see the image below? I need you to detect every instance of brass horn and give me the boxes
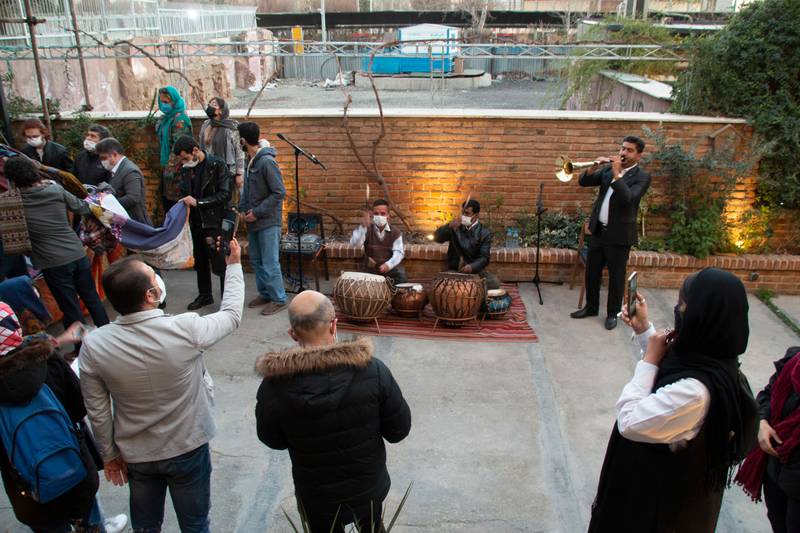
[555,156,604,182]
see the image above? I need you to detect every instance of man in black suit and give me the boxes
[570,136,651,330]
[95,138,152,226]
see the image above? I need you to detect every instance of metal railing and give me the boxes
[0,0,256,47]
[0,40,686,62]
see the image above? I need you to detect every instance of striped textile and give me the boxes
[333,283,538,343]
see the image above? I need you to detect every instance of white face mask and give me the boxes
[27,136,44,148]
[182,158,199,169]
[100,158,114,171]
[372,215,388,228]
[461,215,474,227]
[155,274,167,305]
[83,139,96,152]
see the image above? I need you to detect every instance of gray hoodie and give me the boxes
[20,181,90,270]
[239,145,285,232]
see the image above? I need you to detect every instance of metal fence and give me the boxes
[0,0,256,47]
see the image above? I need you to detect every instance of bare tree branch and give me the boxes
[69,29,204,104]
[245,71,279,119]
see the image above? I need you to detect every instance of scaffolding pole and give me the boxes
[20,0,50,132]
[66,0,92,110]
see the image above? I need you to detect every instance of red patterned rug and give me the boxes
[332,283,538,343]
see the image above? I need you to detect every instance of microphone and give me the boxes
[276,133,327,170]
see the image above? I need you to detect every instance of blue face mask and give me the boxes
[160,102,173,113]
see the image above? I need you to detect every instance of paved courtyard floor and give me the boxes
[2,270,799,532]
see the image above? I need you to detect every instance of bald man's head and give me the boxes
[288,290,336,345]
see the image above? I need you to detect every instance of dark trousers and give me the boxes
[584,230,631,317]
[190,224,225,299]
[42,256,109,328]
[764,473,800,533]
[301,499,385,533]
[127,444,212,533]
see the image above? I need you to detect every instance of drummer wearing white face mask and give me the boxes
[350,199,407,284]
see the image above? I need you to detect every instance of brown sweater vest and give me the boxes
[364,225,401,270]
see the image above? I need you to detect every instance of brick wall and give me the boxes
[318,242,800,295]
[38,109,762,238]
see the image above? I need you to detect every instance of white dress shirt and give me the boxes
[598,163,638,226]
[350,223,405,270]
[110,155,127,175]
[615,324,710,446]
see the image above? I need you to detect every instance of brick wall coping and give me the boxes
[49,109,748,125]
[325,242,800,271]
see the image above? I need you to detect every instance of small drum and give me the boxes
[333,271,392,322]
[484,288,513,319]
[392,283,427,318]
[429,272,485,327]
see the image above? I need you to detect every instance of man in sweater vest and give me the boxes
[349,199,407,284]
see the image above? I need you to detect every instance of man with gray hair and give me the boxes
[95,138,151,225]
[255,290,411,532]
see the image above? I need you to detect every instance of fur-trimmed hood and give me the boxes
[255,337,374,379]
[0,339,54,405]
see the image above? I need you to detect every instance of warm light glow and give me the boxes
[426,233,434,241]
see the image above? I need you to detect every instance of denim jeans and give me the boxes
[42,256,109,328]
[127,444,212,533]
[248,226,286,304]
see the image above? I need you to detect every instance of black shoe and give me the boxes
[187,295,213,310]
[605,316,618,330]
[570,307,599,319]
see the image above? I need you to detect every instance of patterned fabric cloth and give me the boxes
[0,302,23,357]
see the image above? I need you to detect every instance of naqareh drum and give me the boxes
[429,272,485,327]
[333,271,392,322]
[391,283,427,319]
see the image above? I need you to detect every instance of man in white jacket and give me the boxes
[79,239,244,533]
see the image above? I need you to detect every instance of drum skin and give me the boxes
[429,272,485,326]
[333,271,392,321]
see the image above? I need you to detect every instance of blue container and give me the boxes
[366,56,453,74]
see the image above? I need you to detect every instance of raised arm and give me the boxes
[609,171,652,206]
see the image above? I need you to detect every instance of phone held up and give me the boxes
[627,271,638,318]
[220,215,239,256]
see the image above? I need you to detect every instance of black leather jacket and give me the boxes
[180,153,232,230]
[434,221,492,273]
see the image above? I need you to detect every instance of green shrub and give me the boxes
[671,0,800,210]
[515,210,586,249]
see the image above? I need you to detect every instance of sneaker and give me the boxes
[187,295,214,310]
[104,514,128,533]
[261,302,288,316]
[248,295,270,308]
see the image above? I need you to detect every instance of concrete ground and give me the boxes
[231,78,566,111]
[2,270,799,533]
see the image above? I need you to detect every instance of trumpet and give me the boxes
[555,155,621,182]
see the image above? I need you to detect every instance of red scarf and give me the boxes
[736,351,800,501]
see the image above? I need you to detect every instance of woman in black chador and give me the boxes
[589,268,757,533]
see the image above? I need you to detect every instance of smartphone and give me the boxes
[627,271,639,317]
[220,217,237,256]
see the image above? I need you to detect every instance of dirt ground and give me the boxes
[231,77,566,110]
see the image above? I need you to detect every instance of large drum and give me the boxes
[392,283,427,318]
[429,272,485,327]
[333,271,392,322]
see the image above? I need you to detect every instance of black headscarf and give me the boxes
[656,267,750,489]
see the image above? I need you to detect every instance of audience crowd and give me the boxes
[0,85,794,533]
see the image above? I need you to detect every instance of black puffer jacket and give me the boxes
[0,340,99,528]
[255,337,411,511]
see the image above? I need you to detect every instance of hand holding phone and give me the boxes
[627,272,639,318]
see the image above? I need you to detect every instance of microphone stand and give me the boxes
[532,182,562,305]
[277,134,326,293]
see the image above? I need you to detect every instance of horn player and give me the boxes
[570,136,651,330]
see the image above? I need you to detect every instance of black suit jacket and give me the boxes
[580,165,651,246]
[21,141,73,173]
[109,157,151,225]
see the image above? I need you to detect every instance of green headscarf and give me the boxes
[155,86,191,166]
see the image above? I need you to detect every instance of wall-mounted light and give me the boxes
[426,233,434,241]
